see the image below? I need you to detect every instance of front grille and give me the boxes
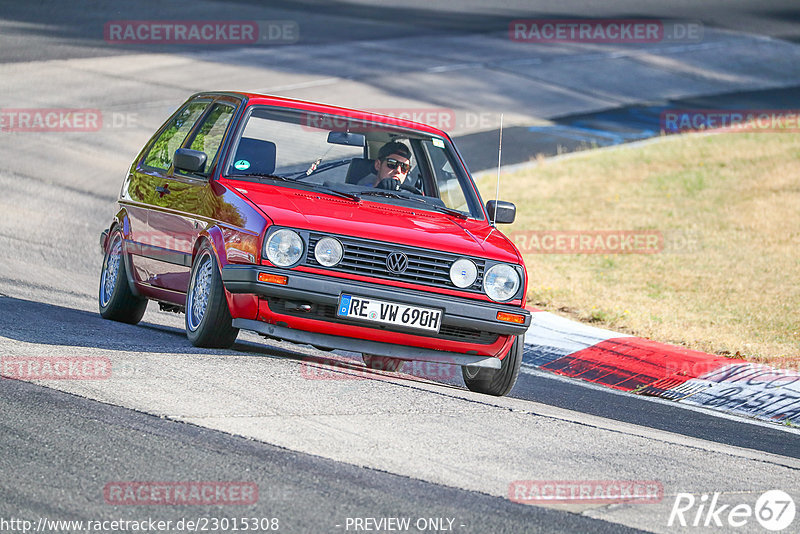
[267,298,498,345]
[306,234,485,292]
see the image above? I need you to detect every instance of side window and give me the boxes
[188,103,235,173]
[142,101,208,170]
[422,140,469,212]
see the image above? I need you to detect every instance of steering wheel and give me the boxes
[376,178,423,195]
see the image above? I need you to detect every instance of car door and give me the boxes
[145,98,238,295]
[121,97,211,298]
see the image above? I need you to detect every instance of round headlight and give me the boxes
[483,264,521,302]
[314,237,343,267]
[265,229,303,267]
[450,258,477,288]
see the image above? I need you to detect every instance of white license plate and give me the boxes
[337,294,442,333]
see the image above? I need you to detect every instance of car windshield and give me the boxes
[222,106,483,219]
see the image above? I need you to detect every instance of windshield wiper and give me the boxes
[414,200,469,219]
[358,190,406,200]
[232,172,295,182]
[309,184,361,202]
[231,172,359,202]
[359,190,468,219]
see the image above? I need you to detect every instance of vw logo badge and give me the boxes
[386,252,409,274]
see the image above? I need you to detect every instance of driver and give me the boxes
[357,141,413,189]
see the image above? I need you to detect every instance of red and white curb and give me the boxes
[522,309,800,426]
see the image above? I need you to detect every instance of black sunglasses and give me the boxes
[384,158,410,173]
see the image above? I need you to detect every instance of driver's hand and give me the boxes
[376,178,401,191]
[376,178,422,195]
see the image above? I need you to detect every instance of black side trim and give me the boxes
[125,240,192,267]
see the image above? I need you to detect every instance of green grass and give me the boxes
[477,131,800,368]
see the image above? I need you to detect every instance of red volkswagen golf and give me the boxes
[99,92,531,396]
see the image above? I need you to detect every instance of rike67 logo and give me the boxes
[668,490,795,531]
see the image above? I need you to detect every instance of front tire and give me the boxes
[462,335,523,396]
[185,243,239,348]
[99,229,147,324]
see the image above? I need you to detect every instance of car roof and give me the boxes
[192,91,449,137]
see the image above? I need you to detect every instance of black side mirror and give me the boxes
[486,200,516,224]
[174,148,208,174]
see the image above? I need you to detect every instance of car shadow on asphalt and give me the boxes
[0,295,296,359]
[0,295,467,392]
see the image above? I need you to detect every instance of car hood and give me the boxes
[230,183,521,262]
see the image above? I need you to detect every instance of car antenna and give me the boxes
[492,113,504,227]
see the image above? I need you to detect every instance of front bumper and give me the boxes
[222,265,531,365]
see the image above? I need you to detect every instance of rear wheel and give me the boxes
[185,243,239,348]
[362,354,405,372]
[99,229,147,324]
[462,335,523,396]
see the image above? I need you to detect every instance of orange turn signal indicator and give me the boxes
[258,272,288,285]
[496,311,526,324]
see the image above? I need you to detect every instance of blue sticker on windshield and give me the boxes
[234,159,251,170]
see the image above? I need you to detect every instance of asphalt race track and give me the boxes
[1,1,799,533]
